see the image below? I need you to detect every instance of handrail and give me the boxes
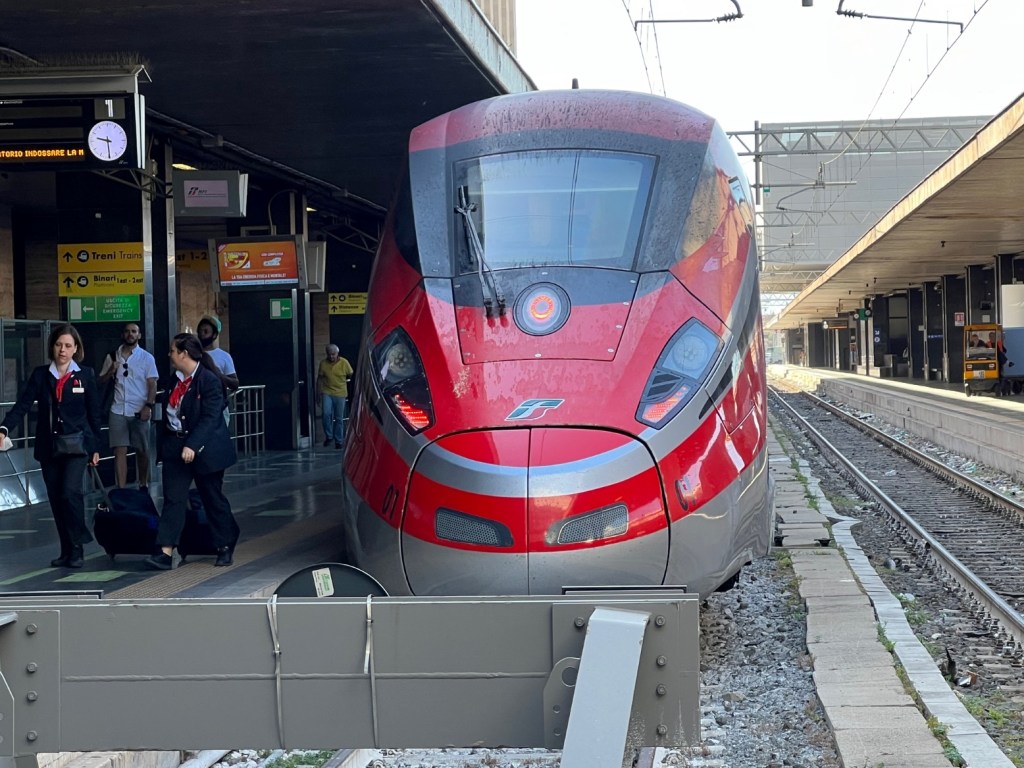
[0,385,266,512]
[228,385,266,455]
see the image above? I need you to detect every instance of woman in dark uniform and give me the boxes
[0,324,102,568]
[144,332,239,570]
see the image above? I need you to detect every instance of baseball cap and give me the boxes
[199,314,222,334]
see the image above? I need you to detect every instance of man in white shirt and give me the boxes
[197,314,239,388]
[197,314,240,426]
[99,323,159,489]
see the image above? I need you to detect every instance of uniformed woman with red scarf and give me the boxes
[144,332,239,570]
[0,324,102,568]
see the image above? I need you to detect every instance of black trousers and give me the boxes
[40,454,93,554]
[156,442,239,551]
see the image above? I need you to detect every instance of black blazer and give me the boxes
[159,363,237,475]
[1,365,103,461]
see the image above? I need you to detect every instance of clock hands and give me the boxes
[97,135,112,159]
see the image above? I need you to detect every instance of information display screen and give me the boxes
[210,236,306,290]
[0,94,142,170]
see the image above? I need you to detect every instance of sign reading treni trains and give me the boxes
[58,241,144,297]
[58,242,144,272]
[0,94,142,171]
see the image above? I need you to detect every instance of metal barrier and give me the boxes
[0,401,39,509]
[0,385,266,512]
[228,385,265,455]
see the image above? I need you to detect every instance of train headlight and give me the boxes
[514,283,570,336]
[636,319,722,428]
[372,327,435,434]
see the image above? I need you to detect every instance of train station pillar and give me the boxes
[922,281,942,381]
[966,264,996,324]
[908,287,924,379]
[806,323,825,367]
[942,273,967,383]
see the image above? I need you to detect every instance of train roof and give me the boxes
[410,89,718,152]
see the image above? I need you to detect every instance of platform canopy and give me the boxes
[0,0,534,218]
[770,92,1024,330]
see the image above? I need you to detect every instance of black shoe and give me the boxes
[335,442,343,449]
[144,552,173,570]
[323,438,332,447]
[67,545,84,568]
[50,553,70,568]
[214,546,233,567]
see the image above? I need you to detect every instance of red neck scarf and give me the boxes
[169,375,193,408]
[54,371,74,403]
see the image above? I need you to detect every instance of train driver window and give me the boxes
[453,150,654,272]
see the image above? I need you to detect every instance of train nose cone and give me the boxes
[401,428,670,595]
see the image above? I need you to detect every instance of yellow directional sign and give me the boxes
[328,292,367,315]
[175,248,209,273]
[59,272,144,297]
[58,242,144,273]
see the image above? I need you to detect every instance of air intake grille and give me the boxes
[645,371,682,400]
[436,508,513,548]
[553,504,628,545]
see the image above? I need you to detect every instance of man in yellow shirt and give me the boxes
[317,344,354,448]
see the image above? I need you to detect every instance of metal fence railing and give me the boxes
[228,385,266,456]
[0,385,266,513]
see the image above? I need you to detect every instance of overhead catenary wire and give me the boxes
[816,0,992,221]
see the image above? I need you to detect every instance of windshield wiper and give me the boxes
[455,185,505,318]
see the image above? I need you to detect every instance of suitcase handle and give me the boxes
[89,464,114,509]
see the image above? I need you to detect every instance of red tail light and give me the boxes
[372,328,435,434]
[392,393,432,430]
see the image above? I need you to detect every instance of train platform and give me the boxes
[769,363,1024,481]
[767,423,1014,768]
[0,447,347,599]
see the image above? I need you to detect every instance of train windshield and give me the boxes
[453,150,654,272]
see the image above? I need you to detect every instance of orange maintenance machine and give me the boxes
[963,323,1005,396]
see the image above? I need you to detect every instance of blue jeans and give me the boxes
[322,395,347,444]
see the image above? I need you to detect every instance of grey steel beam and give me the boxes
[0,593,699,764]
[560,608,649,768]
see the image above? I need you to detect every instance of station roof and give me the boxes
[0,0,534,217]
[770,92,1024,331]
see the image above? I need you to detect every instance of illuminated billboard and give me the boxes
[209,236,306,290]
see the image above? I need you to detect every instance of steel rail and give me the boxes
[769,387,1024,652]
[799,389,1024,523]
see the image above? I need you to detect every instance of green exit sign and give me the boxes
[270,298,292,319]
[68,295,140,323]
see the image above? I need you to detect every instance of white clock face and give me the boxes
[87,120,129,161]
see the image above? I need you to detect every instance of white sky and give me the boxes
[514,0,1024,134]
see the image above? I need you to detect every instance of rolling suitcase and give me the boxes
[177,488,219,562]
[90,467,160,559]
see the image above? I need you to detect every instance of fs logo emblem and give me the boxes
[506,398,564,421]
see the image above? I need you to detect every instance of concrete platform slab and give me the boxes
[798,577,866,598]
[806,612,881,643]
[776,511,829,523]
[808,641,895,669]
[816,682,916,708]
[831,727,950,765]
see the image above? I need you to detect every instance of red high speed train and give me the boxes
[341,89,773,598]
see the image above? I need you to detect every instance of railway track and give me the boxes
[769,384,1024,762]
